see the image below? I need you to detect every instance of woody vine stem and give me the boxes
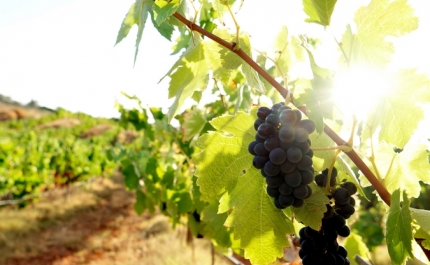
[171,12,430,259]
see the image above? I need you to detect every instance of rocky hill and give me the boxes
[0,94,54,121]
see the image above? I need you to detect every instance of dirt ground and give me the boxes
[0,173,232,265]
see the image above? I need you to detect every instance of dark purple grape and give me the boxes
[278,182,293,195]
[266,186,280,197]
[271,102,285,114]
[300,169,314,185]
[279,109,298,125]
[296,155,313,170]
[295,127,309,143]
[248,141,258,155]
[254,143,269,156]
[286,147,302,163]
[280,160,296,173]
[279,125,295,143]
[292,198,304,207]
[278,105,291,113]
[330,214,346,229]
[341,182,357,195]
[257,123,275,139]
[306,148,314,158]
[336,204,355,217]
[252,156,269,169]
[265,113,280,127]
[274,197,286,209]
[279,194,295,207]
[295,141,311,154]
[264,137,279,151]
[255,133,265,143]
[337,225,350,237]
[297,119,316,134]
[349,197,356,207]
[269,148,287,165]
[279,140,294,151]
[337,246,348,258]
[257,107,271,120]
[293,109,302,122]
[254,119,264,131]
[261,168,268,178]
[264,161,280,176]
[266,175,283,188]
[284,170,302,187]
[293,184,309,199]
[304,185,312,198]
[322,167,338,178]
[333,188,351,205]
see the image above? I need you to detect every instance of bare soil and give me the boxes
[0,173,231,265]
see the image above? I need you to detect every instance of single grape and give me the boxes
[292,198,304,207]
[271,102,285,114]
[264,137,279,151]
[337,225,350,237]
[341,182,357,195]
[248,141,258,155]
[279,109,298,125]
[265,113,280,127]
[330,214,346,229]
[264,161,280,176]
[304,185,312,198]
[336,204,355,217]
[333,188,351,205]
[279,140,294,151]
[254,143,269,156]
[300,169,314,185]
[257,123,275,139]
[298,249,306,259]
[293,184,309,199]
[297,119,316,134]
[269,148,287,165]
[278,182,293,195]
[322,167,338,178]
[257,106,271,120]
[296,155,313,170]
[337,246,348,258]
[286,147,302,163]
[279,125,295,143]
[284,170,302,187]
[252,156,269,169]
[254,119,264,131]
[295,127,309,143]
[261,168,268,178]
[349,197,356,207]
[274,197,286,209]
[279,194,295,207]
[295,141,311,154]
[299,227,308,239]
[266,175,283,188]
[255,133,265,143]
[306,148,314,158]
[266,186,280,197]
[278,105,291,114]
[300,239,315,253]
[293,109,302,122]
[280,160,296,173]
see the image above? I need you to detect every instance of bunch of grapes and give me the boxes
[248,102,316,209]
[297,168,358,265]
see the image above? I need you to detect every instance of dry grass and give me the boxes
[0,173,231,265]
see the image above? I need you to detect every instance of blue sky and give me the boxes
[0,0,429,119]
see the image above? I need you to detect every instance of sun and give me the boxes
[332,67,393,121]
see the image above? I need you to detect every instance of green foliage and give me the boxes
[386,189,414,265]
[344,232,371,264]
[302,0,338,26]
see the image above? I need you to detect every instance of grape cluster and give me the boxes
[298,168,358,265]
[248,102,316,209]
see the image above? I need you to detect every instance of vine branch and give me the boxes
[172,11,430,260]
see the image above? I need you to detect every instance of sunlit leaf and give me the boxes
[344,232,371,264]
[183,109,207,141]
[153,0,181,26]
[386,189,414,265]
[302,0,338,26]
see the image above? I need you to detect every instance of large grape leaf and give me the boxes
[386,189,414,265]
[201,200,235,247]
[368,69,430,148]
[193,110,255,201]
[302,0,337,26]
[182,109,207,142]
[340,0,418,67]
[115,0,153,64]
[383,143,430,198]
[219,167,295,265]
[344,233,371,264]
[292,183,330,231]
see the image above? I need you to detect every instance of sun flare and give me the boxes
[332,67,393,120]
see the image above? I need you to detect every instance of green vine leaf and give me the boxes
[369,69,430,148]
[201,200,235,247]
[115,0,153,65]
[411,208,430,235]
[292,183,330,231]
[302,0,337,26]
[219,167,295,265]
[386,189,414,265]
[193,110,255,201]
[340,0,418,67]
[182,109,207,142]
[344,232,371,264]
[153,0,181,26]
